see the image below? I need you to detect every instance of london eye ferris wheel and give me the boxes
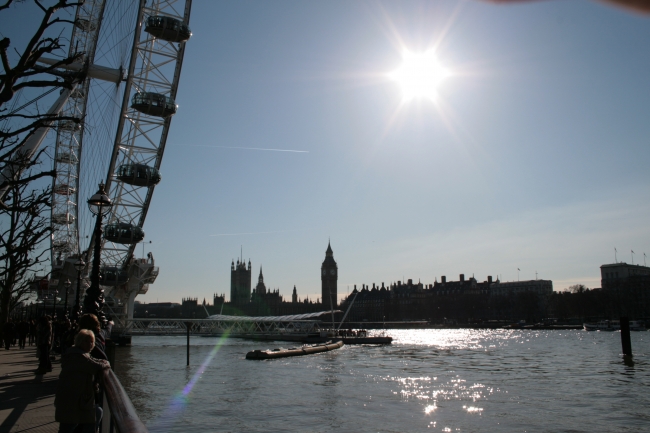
[43,0,193,321]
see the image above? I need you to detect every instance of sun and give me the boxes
[390,49,451,101]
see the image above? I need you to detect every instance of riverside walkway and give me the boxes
[0,347,59,433]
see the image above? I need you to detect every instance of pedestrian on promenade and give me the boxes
[55,329,110,433]
[3,319,15,350]
[17,319,29,349]
[58,317,73,354]
[76,314,113,360]
[29,319,36,345]
[36,316,52,374]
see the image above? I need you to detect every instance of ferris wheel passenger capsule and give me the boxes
[131,92,177,118]
[52,213,75,225]
[58,119,81,131]
[75,19,98,32]
[100,266,129,287]
[104,222,145,245]
[55,151,78,164]
[53,240,73,252]
[54,184,76,196]
[145,16,192,43]
[116,163,162,187]
[70,88,86,100]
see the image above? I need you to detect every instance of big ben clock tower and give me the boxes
[321,241,338,310]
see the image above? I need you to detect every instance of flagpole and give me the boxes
[615,247,617,263]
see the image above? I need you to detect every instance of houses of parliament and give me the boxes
[200,242,338,317]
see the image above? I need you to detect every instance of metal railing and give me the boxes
[101,369,149,433]
[101,367,148,433]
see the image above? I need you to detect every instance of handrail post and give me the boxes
[185,321,191,366]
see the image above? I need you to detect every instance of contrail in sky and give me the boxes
[210,229,311,237]
[175,144,308,153]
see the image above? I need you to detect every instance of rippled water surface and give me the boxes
[113,330,650,432]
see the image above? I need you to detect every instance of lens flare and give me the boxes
[148,330,231,432]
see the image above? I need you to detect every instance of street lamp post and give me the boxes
[63,279,71,317]
[72,258,85,322]
[84,183,112,327]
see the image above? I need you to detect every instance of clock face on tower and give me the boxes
[322,269,326,276]
[330,269,336,275]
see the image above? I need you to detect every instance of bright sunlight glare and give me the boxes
[390,50,451,101]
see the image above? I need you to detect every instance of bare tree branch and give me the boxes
[0,1,20,13]
[0,0,81,105]
[0,1,84,328]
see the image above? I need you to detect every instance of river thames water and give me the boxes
[113,330,649,433]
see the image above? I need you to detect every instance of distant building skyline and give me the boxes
[220,241,561,307]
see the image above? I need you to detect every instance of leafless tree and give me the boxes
[0,158,51,327]
[569,284,588,294]
[0,0,82,329]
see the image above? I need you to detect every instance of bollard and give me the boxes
[620,317,632,357]
[185,322,191,366]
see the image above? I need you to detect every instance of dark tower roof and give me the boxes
[322,241,337,267]
[258,266,264,283]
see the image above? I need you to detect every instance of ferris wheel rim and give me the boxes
[50,0,143,275]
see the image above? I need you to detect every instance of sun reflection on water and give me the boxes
[380,329,514,429]
[391,372,492,419]
[391,328,525,349]
[463,405,484,413]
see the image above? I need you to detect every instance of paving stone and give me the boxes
[0,346,60,433]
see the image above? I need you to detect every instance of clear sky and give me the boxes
[5,0,650,304]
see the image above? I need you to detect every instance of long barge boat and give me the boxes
[246,340,344,360]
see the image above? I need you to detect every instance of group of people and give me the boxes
[4,312,113,432]
[2,318,35,350]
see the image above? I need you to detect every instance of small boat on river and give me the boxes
[330,329,393,344]
[583,320,620,331]
[334,335,393,344]
[246,340,344,360]
[583,320,647,331]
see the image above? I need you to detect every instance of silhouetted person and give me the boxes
[36,316,52,374]
[28,319,36,345]
[17,320,29,349]
[55,329,110,433]
[3,319,15,350]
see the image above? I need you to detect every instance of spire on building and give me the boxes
[326,240,333,257]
